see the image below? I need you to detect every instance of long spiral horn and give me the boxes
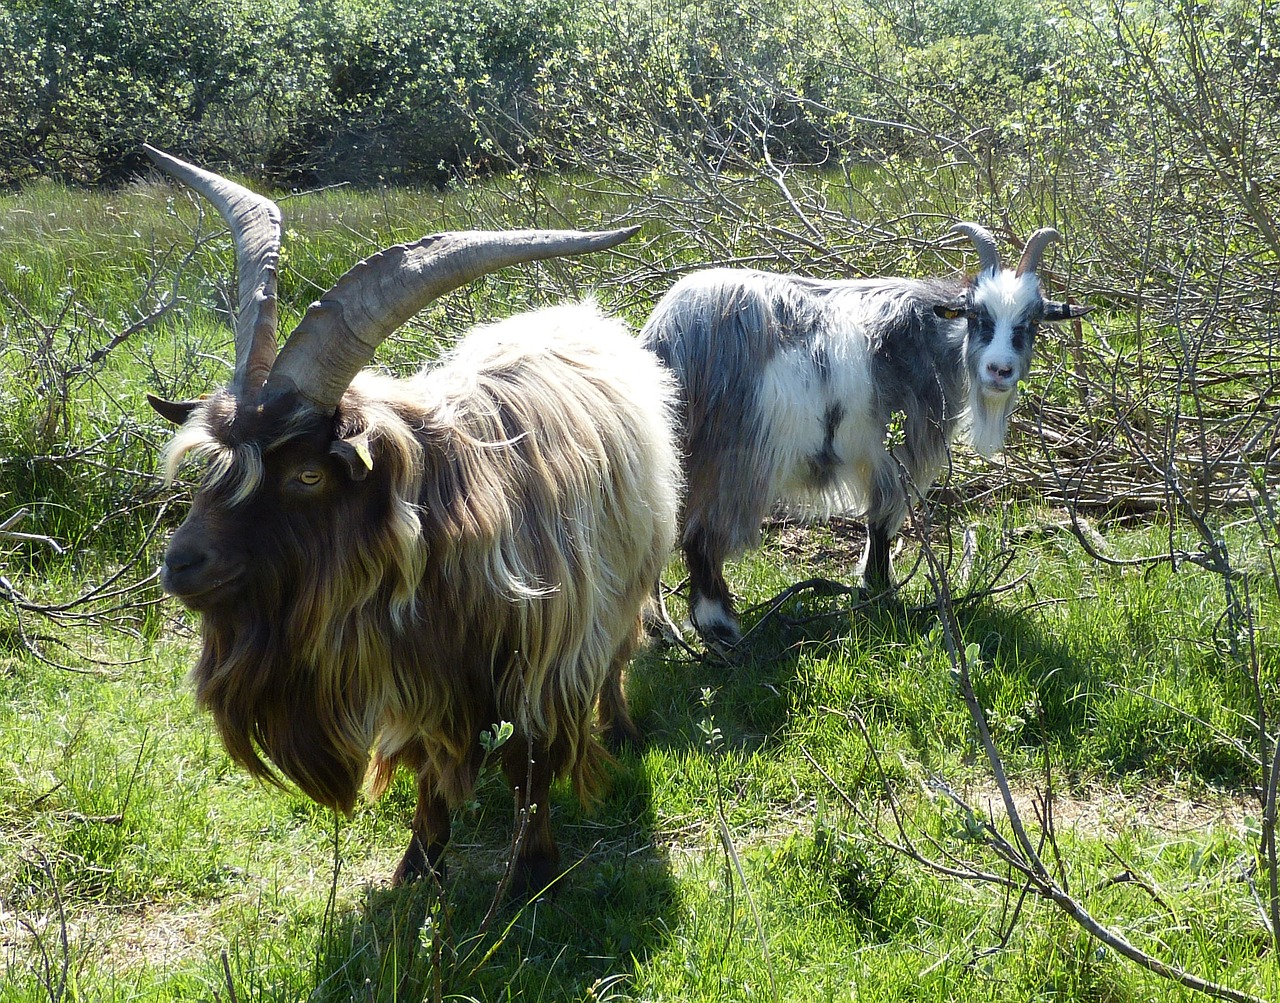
[264,226,641,413]
[144,145,281,402]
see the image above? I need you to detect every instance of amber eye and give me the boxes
[296,468,324,487]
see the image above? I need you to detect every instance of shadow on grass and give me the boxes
[630,559,1102,766]
[309,751,677,1003]
[639,540,1259,791]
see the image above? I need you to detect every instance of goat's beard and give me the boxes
[193,604,374,815]
[967,384,1017,459]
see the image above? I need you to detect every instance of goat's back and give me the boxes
[421,302,683,594]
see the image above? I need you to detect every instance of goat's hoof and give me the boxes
[605,719,643,754]
[392,838,445,887]
[697,625,744,663]
[510,853,562,901]
[641,606,667,640]
[858,584,904,617]
[642,611,687,650]
[858,579,895,600]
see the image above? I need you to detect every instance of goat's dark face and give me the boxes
[151,387,427,814]
[156,393,380,614]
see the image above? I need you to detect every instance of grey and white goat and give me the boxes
[640,223,1092,648]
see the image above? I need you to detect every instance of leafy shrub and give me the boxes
[0,0,571,186]
[280,0,574,182]
[898,34,1039,149]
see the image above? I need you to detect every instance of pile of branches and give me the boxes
[976,343,1280,519]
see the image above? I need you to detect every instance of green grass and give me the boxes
[2,178,1279,1001]
[3,524,1277,1001]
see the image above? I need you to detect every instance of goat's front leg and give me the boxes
[502,739,561,899]
[394,769,451,886]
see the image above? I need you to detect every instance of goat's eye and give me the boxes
[296,468,324,487]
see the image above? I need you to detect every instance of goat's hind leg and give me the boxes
[502,739,561,899]
[599,628,642,752]
[861,521,895,594]
[861,466,908,595]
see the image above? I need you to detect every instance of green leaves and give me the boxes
[0,0,573,185]
[479,720,515,754]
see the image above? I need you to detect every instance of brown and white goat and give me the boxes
[640,224,1092,649]
[144,146,681,894]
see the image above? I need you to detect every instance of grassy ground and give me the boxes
[2,178,1278,1001]
[3,517,1275,1001]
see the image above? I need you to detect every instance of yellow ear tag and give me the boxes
[352,437,373,471]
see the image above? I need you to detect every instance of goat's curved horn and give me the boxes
[951,222,1001,276]
[265,226,641,412]
[143,144,281,401]
[1015,227,1060,277]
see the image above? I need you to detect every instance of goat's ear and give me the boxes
[330,432,373,482]
[1043,301,1094,322]
[147,393,201,425]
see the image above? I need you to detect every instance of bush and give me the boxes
[0,0,571,186]
[279,0,574,183]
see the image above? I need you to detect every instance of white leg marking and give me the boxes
[691,595,741,645]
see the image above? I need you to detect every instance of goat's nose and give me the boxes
[164,545,208,576]
[987,361,1015,380]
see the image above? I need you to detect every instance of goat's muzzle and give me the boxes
[160,530,243,610]
[980,361,1020,395]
